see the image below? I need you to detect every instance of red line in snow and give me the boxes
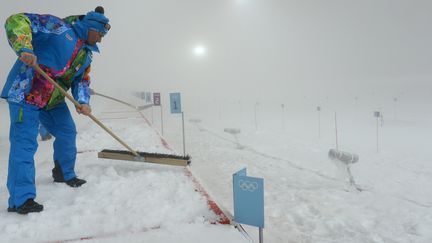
[159,136,231,225]
[160,138,172,150]
[184,168,232,225]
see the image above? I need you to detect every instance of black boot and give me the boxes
[8,199,43,214]
[52,160,65,182]
[52,161,86,187]
[65,177,87,187]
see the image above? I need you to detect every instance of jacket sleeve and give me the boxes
[4,13,34,55]
[72,65,91,105]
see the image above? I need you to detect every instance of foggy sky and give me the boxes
[1,0,431,108]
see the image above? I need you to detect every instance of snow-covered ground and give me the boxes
[1,94,432,243]
[0,101,249,243]
[163,99,432,243]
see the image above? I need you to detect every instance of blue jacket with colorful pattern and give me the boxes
[2,13,97,110]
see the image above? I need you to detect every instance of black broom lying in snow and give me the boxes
[35,65,190,167]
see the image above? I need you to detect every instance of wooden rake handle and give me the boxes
[34,65,140,157]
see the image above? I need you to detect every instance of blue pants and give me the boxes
[39,123,51,140]
[7,102,77,208]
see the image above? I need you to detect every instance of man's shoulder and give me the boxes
[63,15,84,25]
[23,13,72,33]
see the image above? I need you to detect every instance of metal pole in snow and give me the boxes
[376,116,379,153]
[254,103,258,131]
[318,110,321,139]
[334,112,339,150]
[354,96,358,117]
[393,97,397,121]
[281,104,285,130]
[259,227,263,243]
[151,106,154,124]
[254,105,257,131]
[373,111,381,153]
[182,111,186,156]
[219,103,222,121]
[160,104,164,135]
[317,106,321,139]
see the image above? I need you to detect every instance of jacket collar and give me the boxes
[84,43,100,53]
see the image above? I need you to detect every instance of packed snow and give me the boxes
[1,1,432,242]
[163,97,432,243]
[0,101,249,243]
[1,89,432,243]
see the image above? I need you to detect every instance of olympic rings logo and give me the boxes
[238,179,259,192]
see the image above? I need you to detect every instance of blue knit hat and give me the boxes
[70,6,110,52]
[82,6,110,35]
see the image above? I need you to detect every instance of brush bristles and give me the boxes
[100,149,191,161]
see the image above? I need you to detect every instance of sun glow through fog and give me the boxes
[193,45,207,57]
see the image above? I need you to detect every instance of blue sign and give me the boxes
[233,168,264,228]
[170,93,182,113]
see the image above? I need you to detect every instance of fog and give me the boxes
[1,0,432,129]
[2,2,432,241]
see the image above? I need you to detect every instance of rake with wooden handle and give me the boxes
[34,65,189,166]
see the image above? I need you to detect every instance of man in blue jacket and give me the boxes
[2,6,110,214]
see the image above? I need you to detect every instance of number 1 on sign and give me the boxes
[170,93,181,114]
